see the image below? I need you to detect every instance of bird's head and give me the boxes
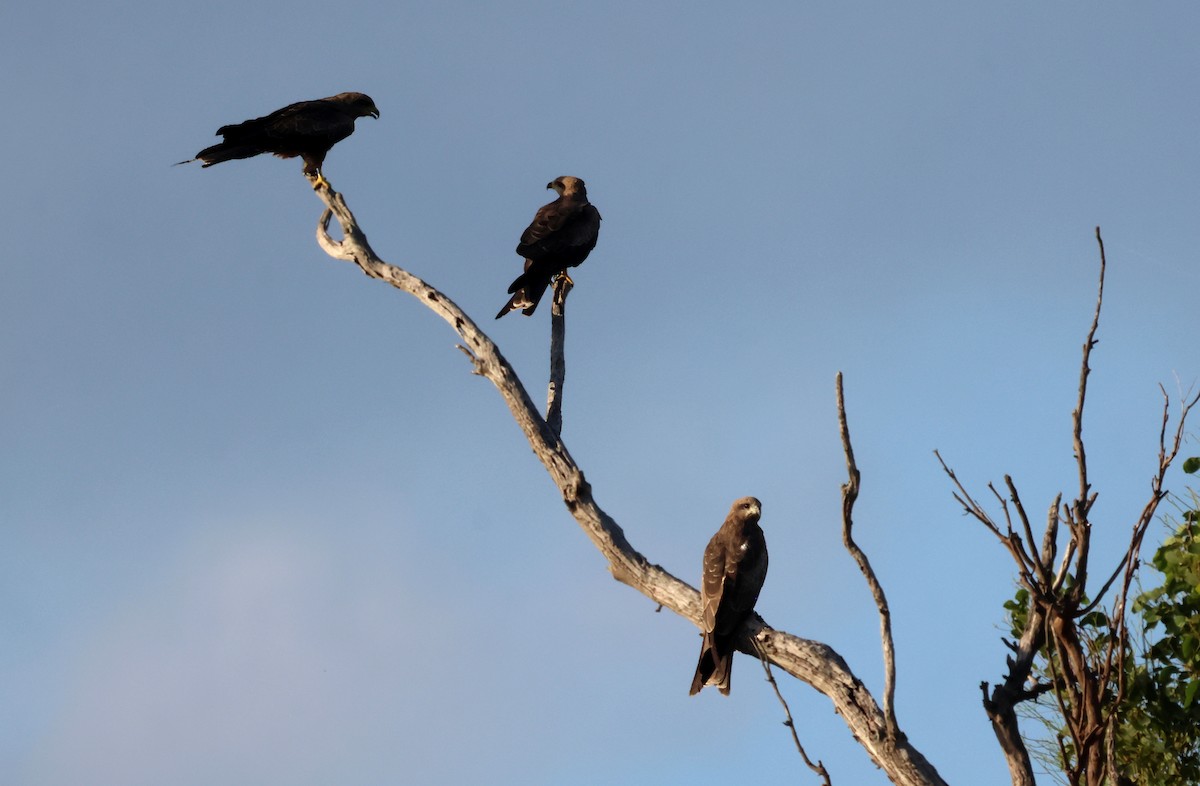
[547,176,586,198]
[338,92,380,119]
[730,497,762,522]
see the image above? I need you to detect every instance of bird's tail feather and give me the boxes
[495,287,537,319]
[495,278,550,319]
[689,635,732,696]
[495,294,521,320]
[190,143,266,168]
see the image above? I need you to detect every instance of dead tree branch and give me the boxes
[937,450,1042,786]
[1067,227,1105,598]
[309,180,947,786]
[546,276,572,436]
[936,227,1197,786]
[754,639,834,786]
[836,372,899,742]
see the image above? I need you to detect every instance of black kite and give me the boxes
[178,92,379,187]
[689,497,768,696]
[495,176,601,319]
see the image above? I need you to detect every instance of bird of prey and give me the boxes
[177,92,380,188]
[495,176,601,319]
[689,496,768,696]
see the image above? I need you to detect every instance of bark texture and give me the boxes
[310,181,948,786]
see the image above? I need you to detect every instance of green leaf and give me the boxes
[1183,456,1200,474]
[1185,679,1200,708]
[1183,635,1198,663]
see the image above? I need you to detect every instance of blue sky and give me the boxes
[3,3,1198,784]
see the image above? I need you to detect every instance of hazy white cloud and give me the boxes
[18,523,432,786]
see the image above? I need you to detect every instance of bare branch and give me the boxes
[1067,227,1106,594]
[546,276,572,436]
[754,639,833,786]
[980,605,1045,786]
[1052,523,1077,594]
[987,482,1019,540]
[935,451,1003,538]
[939,229,1200,786]
[1006,476,1050,586]
[1090,382,1200,731]
[1079,382,1200,619]
[1040,494,1061,578]
[836,373,899,742]
[938,454,1041,590]
[310,182,948,786]
[935,230,1124,786]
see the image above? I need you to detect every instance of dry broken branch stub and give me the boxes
[306,179,948,786]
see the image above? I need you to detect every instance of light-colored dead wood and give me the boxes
[309,180,948,786]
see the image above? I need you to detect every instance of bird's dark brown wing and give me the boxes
[516,202,601,261]
[263,102,357,142]
[496,184,600,318]
[185,93,376,178]
[700,535,730,634]
[691,501,767,696]
[215,100,356,150]
[709,522,768,637]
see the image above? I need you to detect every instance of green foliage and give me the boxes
[1005,502,1200,784]
[1003,587,1030,639]
[1118,512,1200,784]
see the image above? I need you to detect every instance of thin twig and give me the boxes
[1067,227,1106,594]
[938,452,1041,589]
[1007,476,1050,586]
[1078,380,1199,620]
[935,451,1003,538]
[1090,381,1200,732]
[836,372,899,741]
[754,639,833,786]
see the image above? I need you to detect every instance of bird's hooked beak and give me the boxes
[545,181,555,189]
[369,107,380,119]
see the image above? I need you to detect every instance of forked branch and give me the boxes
[308,180,946,786]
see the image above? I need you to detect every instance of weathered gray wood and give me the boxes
[546,277,571,436]
[310,180,948,786]
[837,373,900,744]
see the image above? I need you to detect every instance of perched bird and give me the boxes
[496,176,601,319]
[690,497,768,696]
[177,92,379,188]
